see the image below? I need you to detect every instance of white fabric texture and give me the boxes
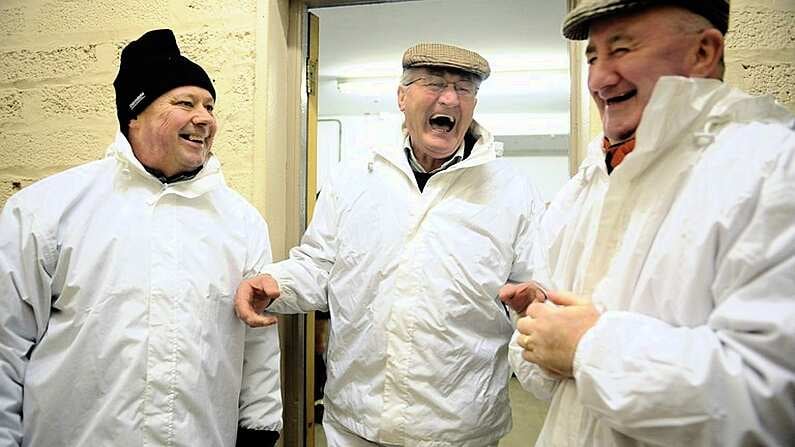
[0,132,282,447]
[266,122,547,446]
[510,76,795,446]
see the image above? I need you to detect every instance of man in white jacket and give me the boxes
[502,1,795,445]
[235,43,546,446]
[0,29,282,447]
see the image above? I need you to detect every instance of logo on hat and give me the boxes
[129,92,146,112]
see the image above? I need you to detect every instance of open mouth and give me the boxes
[429,114,456,133]
[179,133,206,147]
[606,90,636,106]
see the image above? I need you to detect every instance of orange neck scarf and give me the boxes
[603,137,636,174]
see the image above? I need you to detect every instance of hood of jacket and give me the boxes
[372,119,500,181]
[106,131,224,199]
[581,76,795,180]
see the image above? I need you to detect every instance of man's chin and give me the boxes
[604,126,637,145]
[428,135,464,152]
[427,147,458,160]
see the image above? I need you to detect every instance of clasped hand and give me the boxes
[500,283,600,378]
[234,274,281,327]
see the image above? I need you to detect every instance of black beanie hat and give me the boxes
[113,29,216,136]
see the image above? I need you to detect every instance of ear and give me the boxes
[690,28,724,79]
[397,85,407,112]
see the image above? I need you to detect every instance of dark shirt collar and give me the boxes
[143,165,204,184]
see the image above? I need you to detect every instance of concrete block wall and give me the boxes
[725,0,795,111]
[0,0,263,206]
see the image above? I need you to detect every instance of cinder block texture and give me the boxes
[0,7,24,36]
[0,177,36,206]
[39,84,117,119]
[727,9,795,50]
[216,122,256,159]
[0,130,109,171]
[224,168,255,201]
[178,30,257,81]
[29,2,169,35]
[1,45,100,84]
[741,63,794,104]
[0,90,23,122]
[725,3,795,110]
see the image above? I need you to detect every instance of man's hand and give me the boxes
[515,291,600,378]
[499,281,548,315]
[234,274,281,327]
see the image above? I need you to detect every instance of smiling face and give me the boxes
[127,85,217,177]
[398,67,478,171]
[586,7,719,144]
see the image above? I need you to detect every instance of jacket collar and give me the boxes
[373,120,498,179]
[107,131,224,198]
[582,76,794,180]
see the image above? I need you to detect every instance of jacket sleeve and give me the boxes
[507,180,550,286]
[237,325,282,436]
[237,214,282,437]
[506,178,562,398]
[0,196,54,446]
[572,141,795,446]
[263,182,340,314]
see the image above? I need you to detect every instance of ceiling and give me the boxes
[312,0,571,116]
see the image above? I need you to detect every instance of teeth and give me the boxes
[182,134,205,143]
[429,114,456,132]
[431,114,455,124]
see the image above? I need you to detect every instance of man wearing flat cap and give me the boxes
[0,29,282,446]
[500,1,795,445]
[235,43,547,445]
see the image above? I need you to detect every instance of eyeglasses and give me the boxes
[404,75,479,98]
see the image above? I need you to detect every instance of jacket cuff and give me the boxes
[236,426,280,447]
[260,267,299,313]
[572,320,598,378]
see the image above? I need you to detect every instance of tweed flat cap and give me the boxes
[402,43,490,80]
[562,0,730,40]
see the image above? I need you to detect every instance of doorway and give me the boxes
[311,0,572,203]
[299,1,571,446]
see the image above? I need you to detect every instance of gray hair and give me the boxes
[669,7,726,79]
[399,67,483,87]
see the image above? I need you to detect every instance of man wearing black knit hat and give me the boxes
[0,29,282,447]
[500,1,795,445]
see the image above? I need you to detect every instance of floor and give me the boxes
[313,377,548,446]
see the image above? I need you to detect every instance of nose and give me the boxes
[437,84,461,107]
[192,106,215,126]
[588,59,620,99]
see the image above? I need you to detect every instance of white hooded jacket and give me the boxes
[265,122,546,446]
[0,133,282,447]
[510,77,795,446]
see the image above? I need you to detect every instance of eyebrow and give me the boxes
[586,33,635,55]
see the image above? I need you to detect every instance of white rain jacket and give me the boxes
[0,132,282,447]
[265,122,546,446]
[510,77,795,446]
